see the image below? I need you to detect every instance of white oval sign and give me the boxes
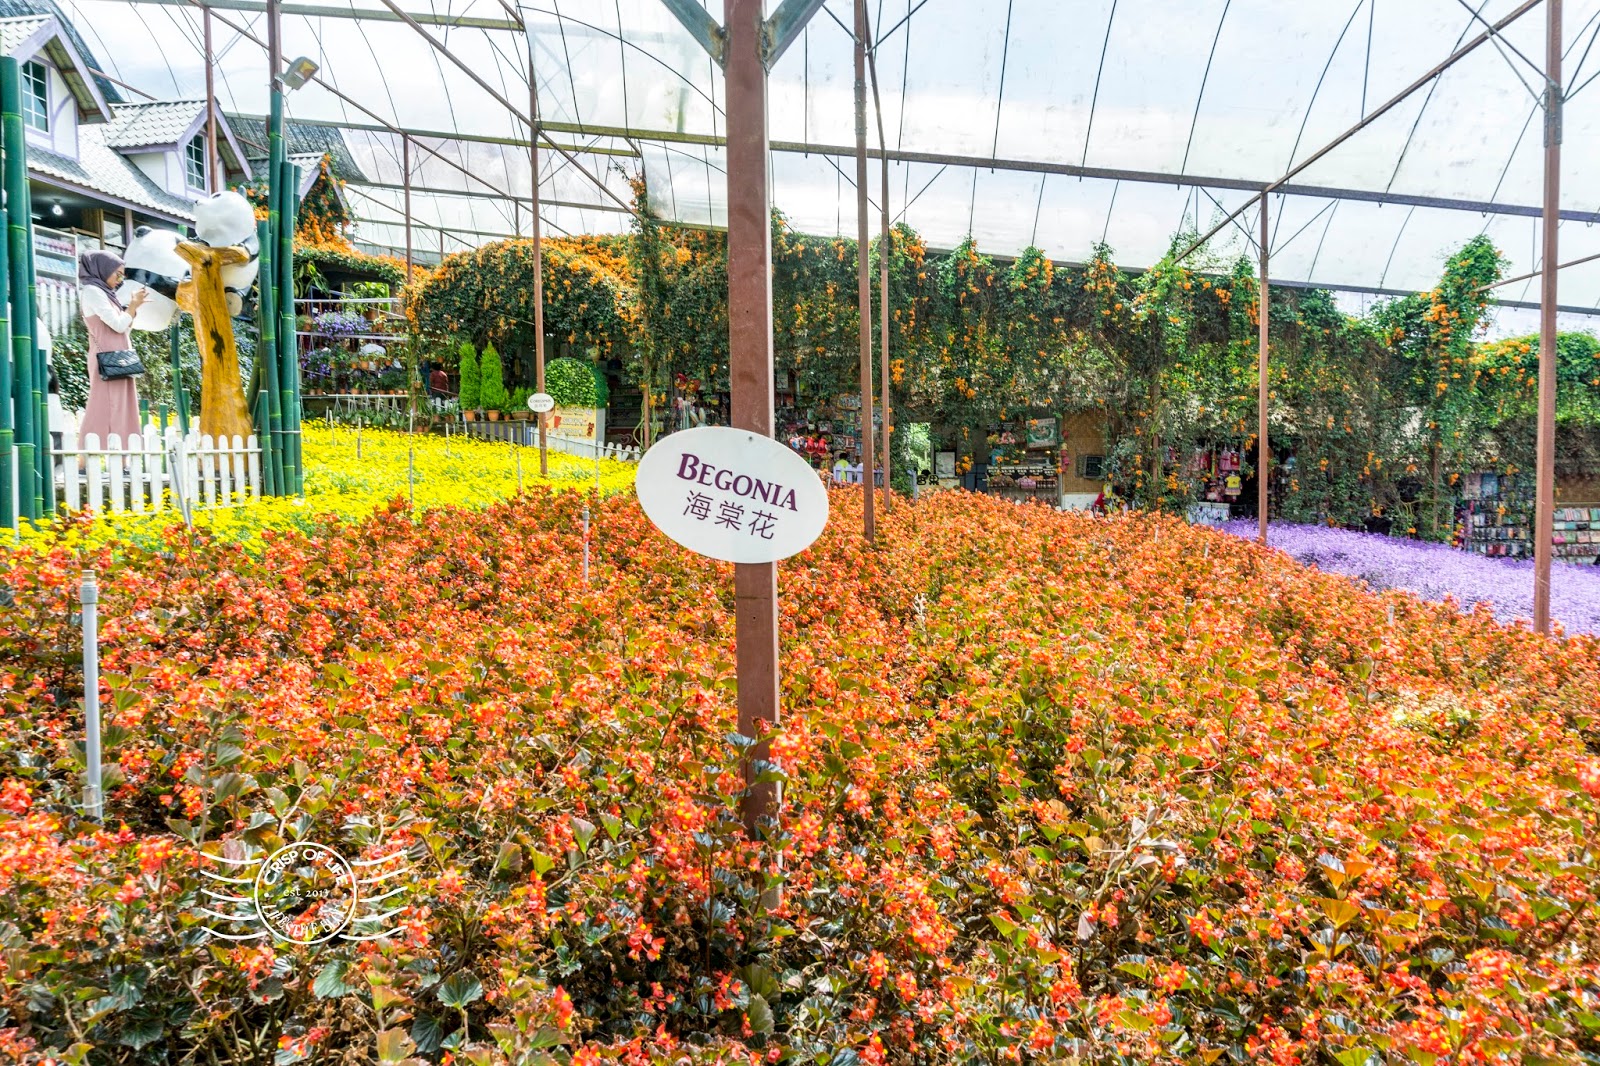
[635,426,829,564]
[529,392,556,413]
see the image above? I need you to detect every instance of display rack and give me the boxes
[1460,473,1599,564]
[986,462,1059,503]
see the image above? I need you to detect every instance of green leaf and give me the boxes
[747,994,775,1034]
[437,971,484,1009]
[1332,1049,1377,1066]
[492,842,522,877]
[212,772,255,803]
[740,963,781,1001]
[108,967,148,1009]
[119,1015,164,1049]
[314,960,355,999]
[1115,957,1150,981]
[570,817,596,854]
[410,1012,446,1053]
[375,1028,414,1064]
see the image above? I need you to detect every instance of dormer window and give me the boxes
[185,133,208,190]
[21,61,48,133]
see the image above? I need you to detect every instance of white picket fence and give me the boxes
[460,421,642,462]
[43,425,262,517]
[546,433,642,463]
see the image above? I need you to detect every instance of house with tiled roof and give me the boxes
[225,112,367,188]
[0,2,255,333]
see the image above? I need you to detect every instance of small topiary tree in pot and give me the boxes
[480,344,509,420]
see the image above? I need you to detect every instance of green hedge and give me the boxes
[546,357,607,408]
[296,245,404,287]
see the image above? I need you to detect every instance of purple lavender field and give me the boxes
[1220,520,1600,636]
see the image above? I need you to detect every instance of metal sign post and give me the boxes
[80,570,102,822]
[726,0,781,841]
[168,440,194,530]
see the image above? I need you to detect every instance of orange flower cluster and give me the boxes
[1,492,1597,1063]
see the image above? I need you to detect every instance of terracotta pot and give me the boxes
[464,410,478,422]
[514,410,530,421]
[487,410,501,422]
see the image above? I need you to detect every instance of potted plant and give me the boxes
[510,387,531,420]
[457,341,482,421]
[480,344,508,423]
[350,281,390,321]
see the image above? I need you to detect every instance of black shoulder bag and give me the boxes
[96,348,146,380]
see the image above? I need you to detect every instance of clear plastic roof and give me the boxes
[66,0,1600,329]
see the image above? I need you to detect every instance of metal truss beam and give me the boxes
[132,0,522,30]
[190,1,525,206]
[530,119,1600,224]
[372,0,641,218]
[656,0,827,69]
[764,0,828,66]
[351,179,631,212]
[658,0,726,64]
[1176,0,1545,261]
[360,221,520,240]
[285,115,638,156]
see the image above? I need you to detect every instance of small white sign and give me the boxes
[635,426,829,564]
[529,392,555,413]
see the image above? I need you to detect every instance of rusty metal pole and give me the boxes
[402,136,413,286]
[204,7,220,192]
[1258,195,1270,546]
[870,45,891,512]
[1534,0,1561,634]
[531,61,548,476]
[854,0,876,540]
[726,0,780,841]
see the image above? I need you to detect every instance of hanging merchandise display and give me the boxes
[1460,474,1599,564]
[984,417,1060,504]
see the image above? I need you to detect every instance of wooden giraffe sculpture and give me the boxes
[174,241,254,441]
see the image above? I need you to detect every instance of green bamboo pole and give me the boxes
[0,59,35,522]
[267,77,288,496]
[169,323,190,435]
[23,180,49,514]
[256,217,283,496]
[0,184,11,531]
[278,160,301,494]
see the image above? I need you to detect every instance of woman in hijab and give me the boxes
[78,250,147,444]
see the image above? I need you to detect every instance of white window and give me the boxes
[21,61,48,133]
[185,133,208,189]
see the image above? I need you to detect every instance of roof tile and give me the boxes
[102,100,203,149]
[0,14,49,54]
[33,124,195,222]
[0,0,118,103]
[226,112,367,182]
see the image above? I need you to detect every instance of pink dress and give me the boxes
[80,291,141,445]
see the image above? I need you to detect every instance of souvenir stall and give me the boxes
[983,417,1061,504]
[1459,473,1600,564]
[670,373,727,433]
[1190,443,1247,511]
[780,385,872,476]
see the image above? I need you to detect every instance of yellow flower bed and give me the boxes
[8,426,636,553]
